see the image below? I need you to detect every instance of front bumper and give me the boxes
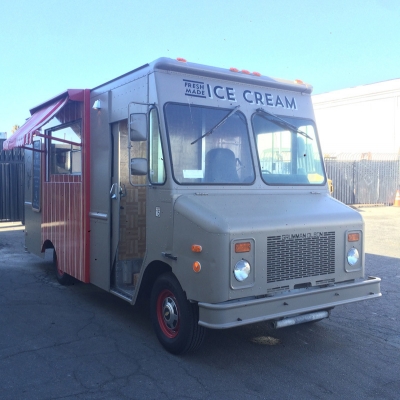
[198,276,381,329]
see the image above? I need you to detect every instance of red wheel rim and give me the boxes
[156,289,180,338]
[55,258,64,277]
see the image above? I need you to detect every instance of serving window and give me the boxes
[47,121,82,177]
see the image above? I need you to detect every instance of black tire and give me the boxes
[53,250,74,286]
[150,272,205,355]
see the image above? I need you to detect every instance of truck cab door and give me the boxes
[109,119,147,300]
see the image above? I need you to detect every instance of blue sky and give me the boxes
[1,0,400,133]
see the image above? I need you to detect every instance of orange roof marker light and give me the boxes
[252,71,261,77]
[294,79,304,84]
[230,67,239,72]
[177,57,187,62]
[241,69,250,75]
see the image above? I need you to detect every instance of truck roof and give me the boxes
[92,57,313,95]
[29,58,313,112]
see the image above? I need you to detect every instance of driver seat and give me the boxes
[205,148,239,183]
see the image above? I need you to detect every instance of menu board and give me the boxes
[32,140,41,211]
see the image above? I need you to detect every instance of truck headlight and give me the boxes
[347,248,359,266]
[234,260,251,282]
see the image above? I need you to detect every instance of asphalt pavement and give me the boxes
[0,206,399,400]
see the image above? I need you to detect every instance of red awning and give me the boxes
[2,95,69,151]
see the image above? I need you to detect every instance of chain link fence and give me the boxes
[325,153,400,206]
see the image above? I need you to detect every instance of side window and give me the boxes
[149,109,166,184]
[48,121,81,176]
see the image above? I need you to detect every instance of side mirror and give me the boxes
[130,114,147,141]
[130,158,148,176]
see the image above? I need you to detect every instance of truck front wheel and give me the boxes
[150,272,205,354]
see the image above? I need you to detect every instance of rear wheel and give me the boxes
[53,250,74,286]
[150,272,205,354]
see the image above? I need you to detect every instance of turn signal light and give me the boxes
[191,244,202,253]
[193,261,201,273]
[348,233,360,242]
[235,242,251,253]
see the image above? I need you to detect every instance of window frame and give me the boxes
[45,119,82,181]
[148,107,167,185]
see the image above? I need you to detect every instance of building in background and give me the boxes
[312,80,400,206]
[312,79,400,157]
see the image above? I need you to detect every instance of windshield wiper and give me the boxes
[191,105,240,145]
[256,108,313,140]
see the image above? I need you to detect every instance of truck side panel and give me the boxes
[89,90,112,290]
[24,97,90,283]
[24,147,42,256]
[42,99,89,282]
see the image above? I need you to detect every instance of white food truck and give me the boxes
[3,57,381,354]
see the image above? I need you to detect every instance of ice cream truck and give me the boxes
[3,57,381,354]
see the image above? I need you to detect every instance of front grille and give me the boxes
[267,285,289,295]
[267,232,335,283]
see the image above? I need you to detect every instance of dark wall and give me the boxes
[0,140,25,222]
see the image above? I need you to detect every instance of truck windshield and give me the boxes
[165,103,255,184]
[252,111,326,186]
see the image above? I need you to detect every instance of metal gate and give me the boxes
[0,142,25,222]
[325,154,400,206]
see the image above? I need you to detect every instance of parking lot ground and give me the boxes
[0,206,399,400]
